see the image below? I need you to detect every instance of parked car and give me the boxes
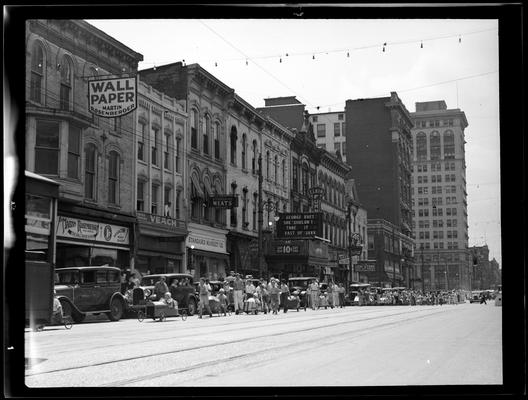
[54,265,127,323]
[139,273,198,315]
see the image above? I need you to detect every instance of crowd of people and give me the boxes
[354,288,467,306]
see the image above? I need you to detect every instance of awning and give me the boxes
[191,174,205,198]
[191,248,230,260]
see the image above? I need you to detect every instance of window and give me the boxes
[203,115,210,155]
[230,127,237,165]
[312,116,318,122]
[242,134,247,170]
[302,164,309,194]
[334,123,340,137]
[35,120,60,175]
[190,109,198,149]
[430,131,441,160]
[164,134,171,170]
[137,180,144,211]
[164,187,171,217]
[342,141,346,155]
[274,155,278,183]
[84,143,97,199]
[242,190,248,228]
[30,42,44,103]
[252,193,257,230]
[108,151,119,204]
[292,160,299,192]
[251,140,257,174]
[175,138,181,173]
[282,159,286,185]
[416,132,427,161]
[175,191,181,219]
[266,151,270,179]
[59,56,73,111]
[214,122,220,159]
[316,124,326,137]
[67,126,81,179]
[444,130,455,159]
[335,142,341,154]
[151,127,159,166]
[152,184,159,215]
[138,122,146,161]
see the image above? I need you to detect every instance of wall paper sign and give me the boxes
[88,76,137,117]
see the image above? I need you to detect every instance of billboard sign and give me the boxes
[88,76,137,117]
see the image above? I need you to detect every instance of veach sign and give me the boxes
[88,77,137,117]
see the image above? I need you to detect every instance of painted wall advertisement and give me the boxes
[88,76,137,117]
[57,216,130,245]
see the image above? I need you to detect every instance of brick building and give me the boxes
[345,92,415,288]
[25,19,143,270]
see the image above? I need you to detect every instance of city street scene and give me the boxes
[4,8,513,393]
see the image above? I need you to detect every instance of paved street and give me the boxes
[24,302,501,387]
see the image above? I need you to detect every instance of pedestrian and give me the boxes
[154,276,169,300]
[280,280,290,313]
[257,282,270,314]
[306,281,312,309]
[245,276,256,299]
[327,281,334,309]
[217,288,228,316]
[332,281,339,308]
[198,277,213,318]
[309,280,319,310]
[338,283,346,308]
[269,279,281,314]
[169,279,180,302]
[232,273,245,315]
[480,292,487,304]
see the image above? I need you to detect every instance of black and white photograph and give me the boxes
[3,3,524,398]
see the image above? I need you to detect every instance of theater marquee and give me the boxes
[88,76,137,117]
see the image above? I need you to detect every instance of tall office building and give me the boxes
[410,100,470,291]
[345,92,414,288]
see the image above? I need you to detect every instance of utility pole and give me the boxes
[257,153,263,279]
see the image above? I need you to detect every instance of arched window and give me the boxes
[108,151,119,204]
[230,127,237,165]
[416,132,427,161]
[203,114,210,155]
[251,140,258,174]
[241,134,247,169]
[266,151,270,179]
[30,42,44,103]
[84,143,97,199]
[274,155,278,184]
[214,122,220,159]
[59,55,72,110]
[443,130,455,159]
[430,131,441,160]
[190,109,198,149]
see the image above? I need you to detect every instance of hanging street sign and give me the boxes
[207,195,238,208]
[88,76,137,118]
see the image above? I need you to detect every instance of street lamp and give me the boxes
[346,199,360,286]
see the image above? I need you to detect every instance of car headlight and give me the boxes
[144,289,151,297]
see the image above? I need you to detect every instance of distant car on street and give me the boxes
[288,277,316,308]
[54,265,127,323]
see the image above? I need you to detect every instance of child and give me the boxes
[161,292,178,309]
[217,288,229,316]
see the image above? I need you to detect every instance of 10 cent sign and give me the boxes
[88,76,137,117]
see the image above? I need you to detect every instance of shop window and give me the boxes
[35,120,60,175]
[30,42,44,103]
[108,151,119,205]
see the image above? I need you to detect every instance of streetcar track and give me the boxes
[101,308,448,386]
[26,307,451,379]
[26,306,429,356]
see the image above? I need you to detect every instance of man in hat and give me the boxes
[154,276,169,301]
[232,273,245,314]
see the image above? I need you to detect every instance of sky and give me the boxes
[85,18,501,265]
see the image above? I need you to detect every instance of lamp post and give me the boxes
[346,200,359,286]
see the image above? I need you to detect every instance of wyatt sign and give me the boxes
[88,77,137,117]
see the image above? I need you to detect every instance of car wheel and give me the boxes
[159,312,166,322]
[107,298,124,321]
[187,299,197,316]
[137,311,145,322]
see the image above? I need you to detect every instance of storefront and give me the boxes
[265,238,332,281]
[186,223,229,281]
[227,231,260,277]
[135,211,187,275]
[55,201,134,272]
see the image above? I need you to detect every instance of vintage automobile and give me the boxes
[288,277,316,309]
[54,265,127,323]
[348,283,371,306]
[138,273,199,316]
